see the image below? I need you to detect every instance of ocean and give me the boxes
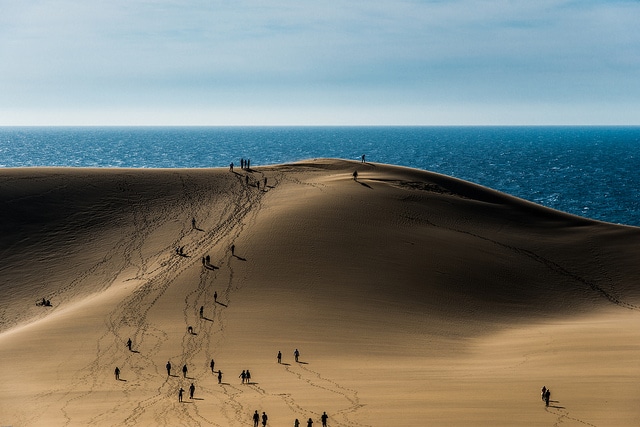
[0,126,638,226]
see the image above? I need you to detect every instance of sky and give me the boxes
[1,0,639,126]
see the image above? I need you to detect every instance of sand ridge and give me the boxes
[1,159,639,426]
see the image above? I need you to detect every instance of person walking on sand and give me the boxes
[166,361,172,376]
[210,358,215,373]
[294,348,300,363]
[214,291,218,303]
[246,369,252,384]
[321,412,328,427]
[231,244,235,256]
[192,218,196,229]
[240,370,246,384]
[182,364,188,378]
[294,419,300,427]
[541,386,546,401]
[230,162,234,172]
[200,306,204,319]
[114,367,120,380]
[352,170,358,180]
[253,410,260,427]
[277,351,282,364]
[261,411,268,427]
[545,389,551,407]
[189,382,195,399]
[218,370,223,384]
[178,387,184,402]
[126,338,132,351]
[361,154,365,163]
[307,418,313,427]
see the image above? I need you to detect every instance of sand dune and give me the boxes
[1,159,639,426]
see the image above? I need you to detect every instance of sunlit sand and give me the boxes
[1,159,639,426]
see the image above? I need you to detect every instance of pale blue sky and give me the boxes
[1,0,639,125]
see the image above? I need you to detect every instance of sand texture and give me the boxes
[1,159,639,426]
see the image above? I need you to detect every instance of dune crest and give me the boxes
[1,159,639,426]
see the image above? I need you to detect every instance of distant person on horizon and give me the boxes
[230,162,234,172]
[361,154,365,163]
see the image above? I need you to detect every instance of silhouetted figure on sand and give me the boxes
[253,410,260,427]
[231,244,235,256]
[230,162,234,172]
[200,306,204,318]
[294,348,300,363]
[261,411,268,426]
[188,326,194,334]
[277,351,282,364]
[126,338,132,351]
[541,386,546,401]
[246,369,251,383]
[182,364,188,378]
[321,412,328,427]
[114,367,120,380]
[218,370,223,384]
[189,382,195,399]
[192,218,196,229]
[214,291,218,303]
[240,370,246,384]
[166,361,172,376]
[307,418,313,427]
[352,170,358,180]
[294,419,300,427]
[545,389,551,406]
[361,154,365,163]
[210,358,215,373]
[179,387,184,402]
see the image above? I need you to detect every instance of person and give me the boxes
[294,348,300,363]
[246,369,251,383]
[210,358,215,373]
[166,361,172,376]
[178,387,184,402]
[352,170,358,180]
[361,154,365,163]
[192,218,196,229]
[541,386,546,401]
[261,411,268,427]
[240,370,246,384]
[200,306,204,318]
[307,418,313,427]
[126,338,132,351]
[189,382,195,399]
[294,419,300,427]
[277,351,282,364]
[253,410,260,427]
[214,291,218,303]
[114,367,120,380]
[182,364,188,378]
[264,177,268,187]
[545,389,551,407]
[321,412,328,427]
[218,370,223,384]
[231,244,235,256]
[188,326,193,334]
[202,257,206,266]
[230,162,234,172]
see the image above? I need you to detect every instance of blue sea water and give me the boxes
[0,126,638,226]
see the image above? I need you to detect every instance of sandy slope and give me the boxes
[0,159,639,427]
